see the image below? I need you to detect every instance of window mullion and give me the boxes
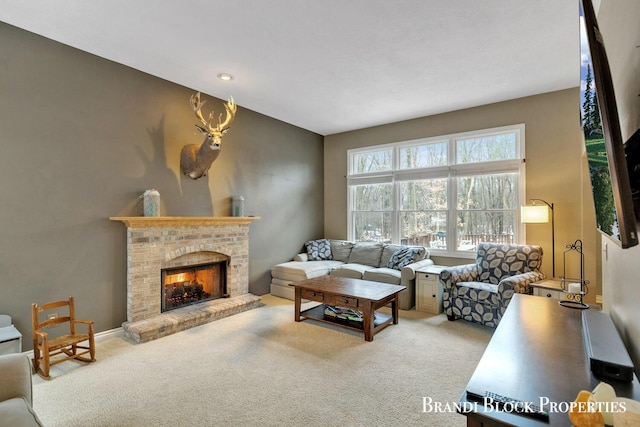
[448,168,457,252]
[392,147,399,244]
[448,139,456,252]
[392,172,400,244]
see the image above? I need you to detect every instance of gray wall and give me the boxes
[0,22,324,348]
[597,0,640,375]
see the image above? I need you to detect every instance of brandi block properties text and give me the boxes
[421,396,628,415]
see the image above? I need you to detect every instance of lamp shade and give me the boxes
[521,205,549,223]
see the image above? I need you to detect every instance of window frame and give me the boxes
[347,124,526,258]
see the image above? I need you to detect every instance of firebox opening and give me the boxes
[161,261,227,312]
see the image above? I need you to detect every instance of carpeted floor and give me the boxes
[32,294,493,426]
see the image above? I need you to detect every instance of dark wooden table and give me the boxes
[293,276,406,341]
[461,294,640,426]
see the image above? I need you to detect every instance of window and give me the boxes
[347,125,525,256]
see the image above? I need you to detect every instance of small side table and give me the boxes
[415,265,446,314]
[0,315,22,355]
[530,279,569,301]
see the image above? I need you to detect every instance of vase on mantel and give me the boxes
[232,196,245,217]
[143,189,160,217]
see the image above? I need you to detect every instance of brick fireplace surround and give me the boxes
[110,217,262,343]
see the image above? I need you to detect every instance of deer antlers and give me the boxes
[190,92,236,138]
[180,92,238,180]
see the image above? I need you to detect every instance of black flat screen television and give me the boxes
[625,129,640,220]
[580,0,638,248]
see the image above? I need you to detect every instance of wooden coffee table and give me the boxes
[293,276,406,341]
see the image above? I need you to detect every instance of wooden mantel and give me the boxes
[109,216,260,228]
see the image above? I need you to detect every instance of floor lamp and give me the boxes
[521,199,555,277]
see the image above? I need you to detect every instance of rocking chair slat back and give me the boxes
[31,296,96,379]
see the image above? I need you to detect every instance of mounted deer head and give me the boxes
[180,92,237,179]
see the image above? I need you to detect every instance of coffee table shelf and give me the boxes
[300,304,393,332]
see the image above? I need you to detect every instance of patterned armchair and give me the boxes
[440,243,545,327]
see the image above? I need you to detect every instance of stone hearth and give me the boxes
[110,216,262,343]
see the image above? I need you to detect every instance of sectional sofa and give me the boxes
[270,239,433,310]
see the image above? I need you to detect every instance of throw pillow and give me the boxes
[306,239,333,261]
[387,246,425,270]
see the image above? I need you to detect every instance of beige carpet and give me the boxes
[32,295,493,426]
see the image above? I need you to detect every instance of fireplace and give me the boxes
[110,216,262,343]
[162,260,228,312]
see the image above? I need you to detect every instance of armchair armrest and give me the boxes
[72,320,95,343]
[439,264,479,291]
[72,319,95,331]
[33,330,47,345]
[0,354,33,405]
[498,271,546,297]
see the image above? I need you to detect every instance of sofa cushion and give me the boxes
[380,244,402,267]
[455,281,499,304]
[305,239,333,261]
[271,260,343,282]
[0,397,43,427]
[363,268,402,285]
[387,246,427,270]
[347,242,384,267]
[457,281,498,293]
[330,263,375,279]
[329,240,354,263]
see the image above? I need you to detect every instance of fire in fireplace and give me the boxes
[161,261,227,312]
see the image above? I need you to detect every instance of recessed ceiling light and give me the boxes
[217,73,234,81]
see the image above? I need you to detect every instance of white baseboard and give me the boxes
[95,326,123,341]
[23,326,123,358]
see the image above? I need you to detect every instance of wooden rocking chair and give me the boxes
[31,296,95,379]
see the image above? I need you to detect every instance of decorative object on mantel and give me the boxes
[559,239,589,309]
[180,92,237,180]
[521,198,556,277]
[232,196,245,217]
[142,189,160,217]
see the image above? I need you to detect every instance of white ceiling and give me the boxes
[0,0,579,136]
